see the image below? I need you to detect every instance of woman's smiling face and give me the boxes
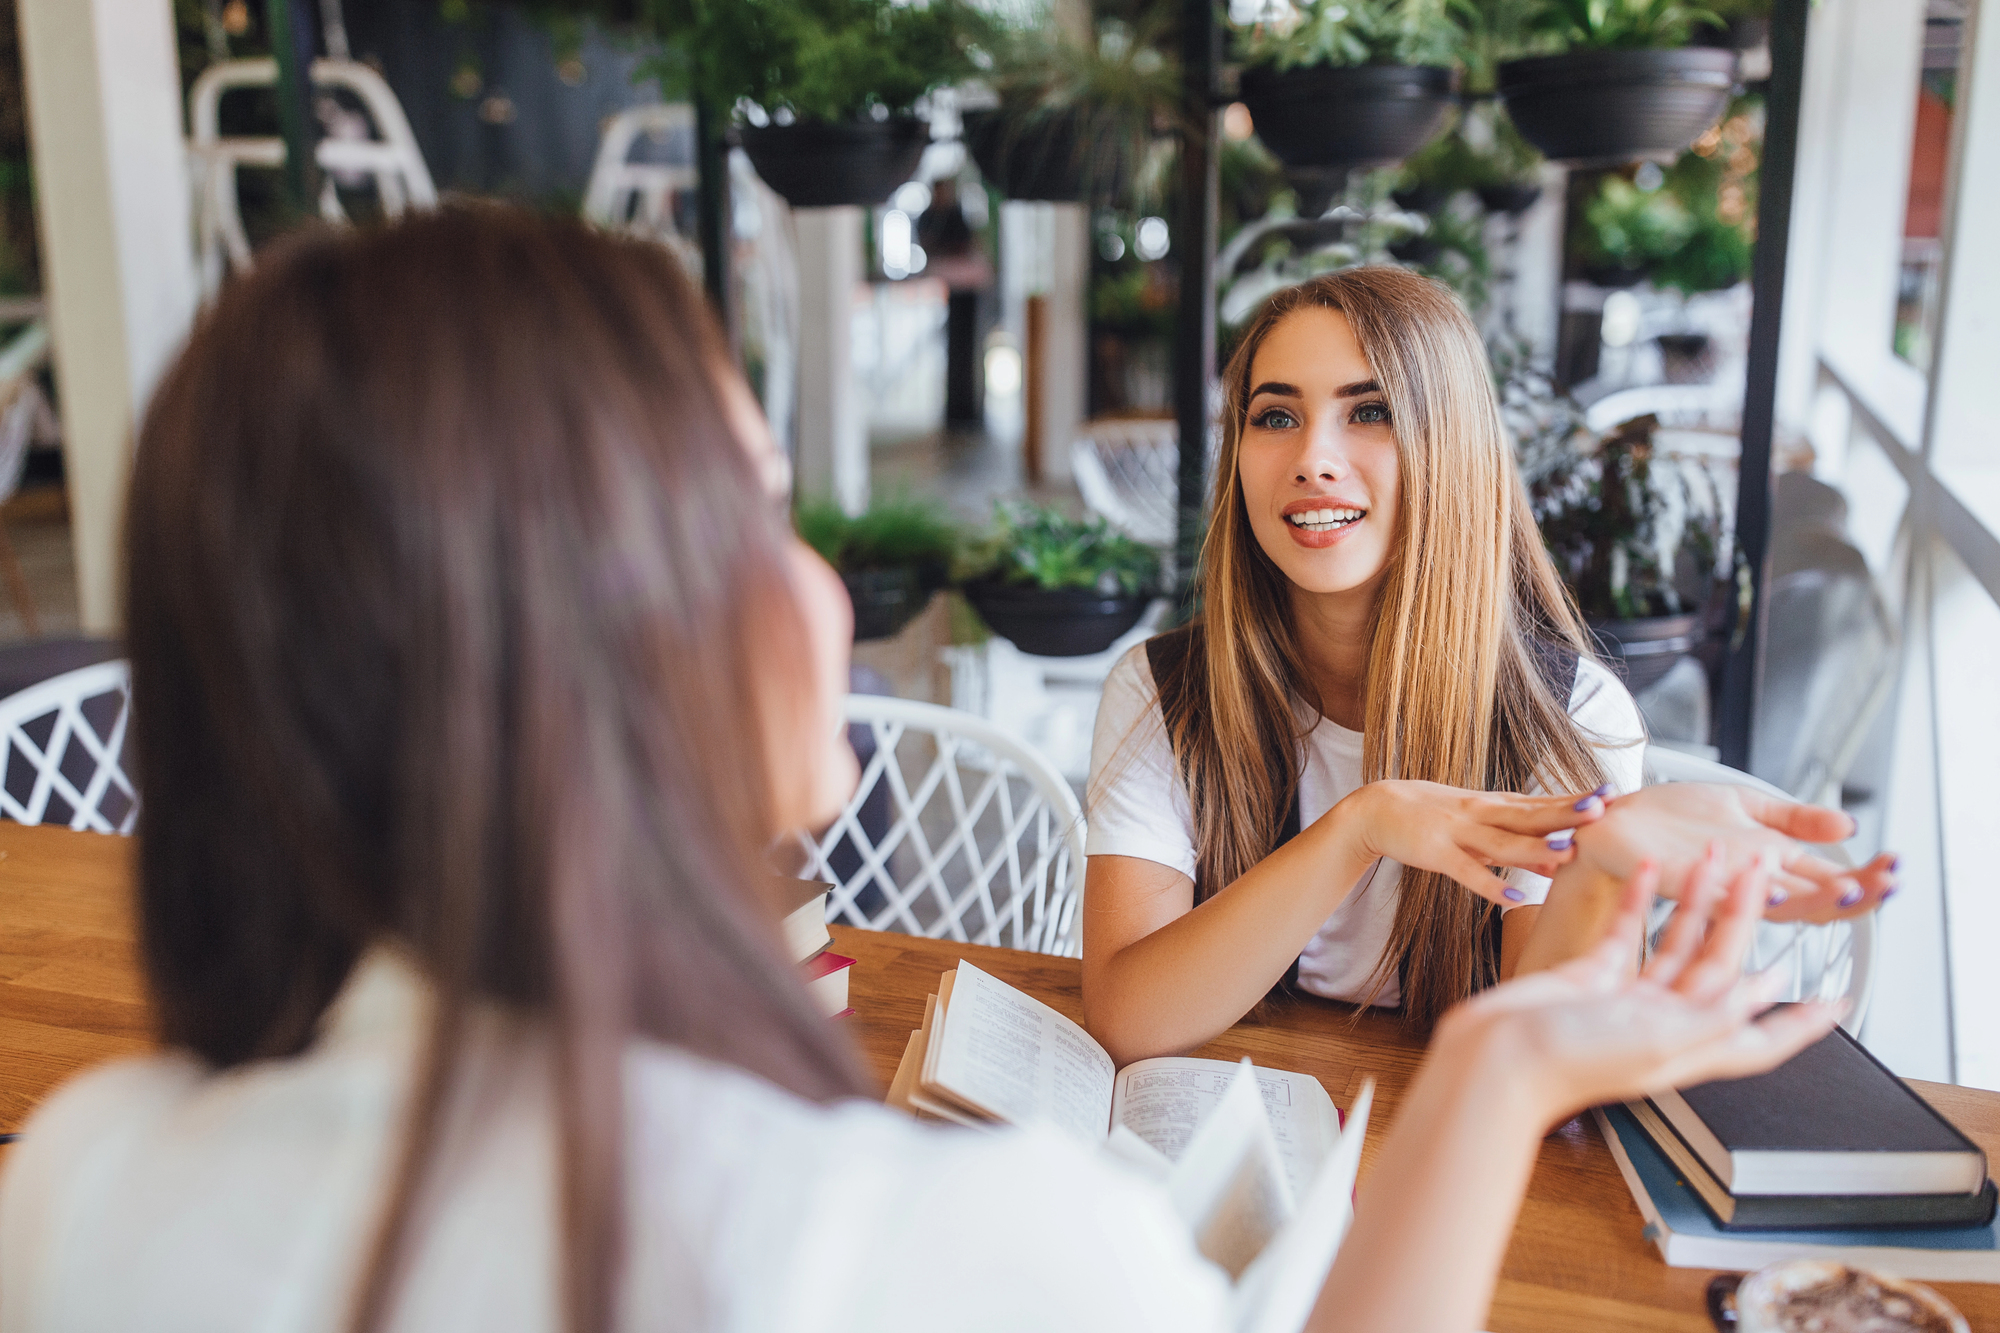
[1235,306,1402,599]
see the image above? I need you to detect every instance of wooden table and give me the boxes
[0,822,1993,1330]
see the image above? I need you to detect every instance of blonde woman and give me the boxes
[1082,268,1897,1064]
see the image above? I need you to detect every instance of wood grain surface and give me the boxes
[0,821,1991,1330]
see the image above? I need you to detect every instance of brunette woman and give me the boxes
[0,211,1848,1333]
[1083,268,1896,1064]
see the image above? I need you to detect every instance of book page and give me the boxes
[1165,1059,1295,1280]
[1233,1080,1373,1333]
[1111,1056,1341,1196]
[927,960,1115,1145]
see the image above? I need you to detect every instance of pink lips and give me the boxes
[1279,500,1368,550]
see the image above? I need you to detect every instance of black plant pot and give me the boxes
[1387,233,1443,264]
[844,568,930,643]
[963,581,1150,657]
[963,109,1089,202]
[1590,613,1704,694]
[1477,181,1543,215]
[1498,48,1737,167]
[1237,64,1457,171]
[739,117,930,209]
[1582,262,1649,288]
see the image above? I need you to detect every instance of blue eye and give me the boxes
[1352,400,1391,425]
[1251,407,1299,429]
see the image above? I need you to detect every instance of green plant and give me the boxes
[1237,0,1465,69]
[1575,174,1695,272]
[974,503,1161,596]
[1399,113,1541,194]
[1529,0,1723,50]
[795,495,961,586]
[1503,355,1726,620]
[1451,0,1562,92]
[983,18,1184,205]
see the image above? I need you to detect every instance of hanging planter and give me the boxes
[962,109,1088,202]
[1236,64,1457,171]
[1497,48,1737,166]
[1589,612,1704,693]
[739,117,932,209]
[963,581,1151,657]
[844,569,931,643]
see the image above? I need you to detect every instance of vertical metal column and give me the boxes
[1717,0,1808,768]
[1173,0,1222,618]
[694,96,738,351]
[264,0,321,213]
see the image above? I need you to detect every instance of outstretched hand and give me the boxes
[1445,849,1844,1123]
[1342,780,1608,906]
[1575,781,1896,924]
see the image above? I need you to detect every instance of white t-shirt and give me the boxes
[0,953,1232,1333]
[1085,647,1646,1008]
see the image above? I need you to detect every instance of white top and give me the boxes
[0,954,1232,1333]
[1086,647,1646,1008]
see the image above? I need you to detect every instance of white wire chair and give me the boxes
[1643,744,1874,1032]
[1070,419,1183,549]
[188,57,437,295]
[794,695,1087,957]
[581,103,702,275]
[0,661,136,835]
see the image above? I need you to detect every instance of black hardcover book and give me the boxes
[1629,1098,1999,1230]
[1650,1012,1987,1197]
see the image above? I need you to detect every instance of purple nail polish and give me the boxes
[1503,886,1526,903]
[1592,782,1613,799]
[1880,885,1899,902]
[1546,832,1574,850]
[1767,888,1788,907]
[1838,886,1863,908]
[1889,855,1901,873]
[1573,793,1601,812]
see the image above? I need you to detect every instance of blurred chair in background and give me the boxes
[0,659,135,834]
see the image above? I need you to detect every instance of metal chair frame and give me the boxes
[795,695,1088,957]
[0,660,136,835]
[1643,743,1875,1032]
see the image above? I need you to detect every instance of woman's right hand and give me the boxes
[1442,850,1844,1123]
[1336,780,1610,907]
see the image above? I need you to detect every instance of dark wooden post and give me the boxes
[1172,0,1222,618]
[1716,0,1808,768]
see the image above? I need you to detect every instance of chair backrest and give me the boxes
[188,58,437,294]
[1750,531,1897,807]
[794,695,1087,956]
[581,104,703,276]
[1070,419,1181,549]
[1643,744,1873,1032]
[0,661,136,835]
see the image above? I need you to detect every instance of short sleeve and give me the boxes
[1499,656,1649,909]
[1084,648,1197,880]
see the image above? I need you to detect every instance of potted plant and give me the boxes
[966,19,1181,204]
[718,0,998,208]
[1395,108,1546,215]
[1572,171,1696,285]
[1507,364,1729,692]
[1232,0,1461,176]
[1496,0,1737,166]
[961,503,1162,657]
[796,495,960,642]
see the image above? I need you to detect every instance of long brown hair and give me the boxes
[1168,267,1606,1028]
[123,207,869,1333]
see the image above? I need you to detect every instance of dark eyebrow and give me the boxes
[1246,378,1381,400]
[1336,379,1381,398]
[1247,380,1301,400]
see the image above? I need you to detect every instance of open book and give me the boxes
[889,960,1373,1332]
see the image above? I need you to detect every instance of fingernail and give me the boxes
[1767,888,1788,906]
[1889,855,1901,873]
[1846,813,1860,837]
[1573,793,1602,812]
[1838,885,1863,908]
[1546,831,1574,850]
[1592,782,1613,799]
[1880,885,1899,902]
[1503,886,1526,902]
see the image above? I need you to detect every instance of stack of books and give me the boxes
[779,879,853,1019]
[1597,1016,1998,1280]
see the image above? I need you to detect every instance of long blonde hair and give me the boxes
[1169,267,1604,1029]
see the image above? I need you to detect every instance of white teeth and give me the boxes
[1288,507,1364,529]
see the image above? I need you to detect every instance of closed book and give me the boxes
[1628,1098,1998,1231]
[776,878,833,965]
[801,951,854,1018]
[1594,1105,2000,1282]
[1649,1014,1986,1196]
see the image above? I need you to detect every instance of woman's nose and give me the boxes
[1291,421,1348,484]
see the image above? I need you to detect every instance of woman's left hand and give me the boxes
[1449,852,1845,1119]
[1571,781,1896,923]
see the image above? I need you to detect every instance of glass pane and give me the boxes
[1892,0,1967,372]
